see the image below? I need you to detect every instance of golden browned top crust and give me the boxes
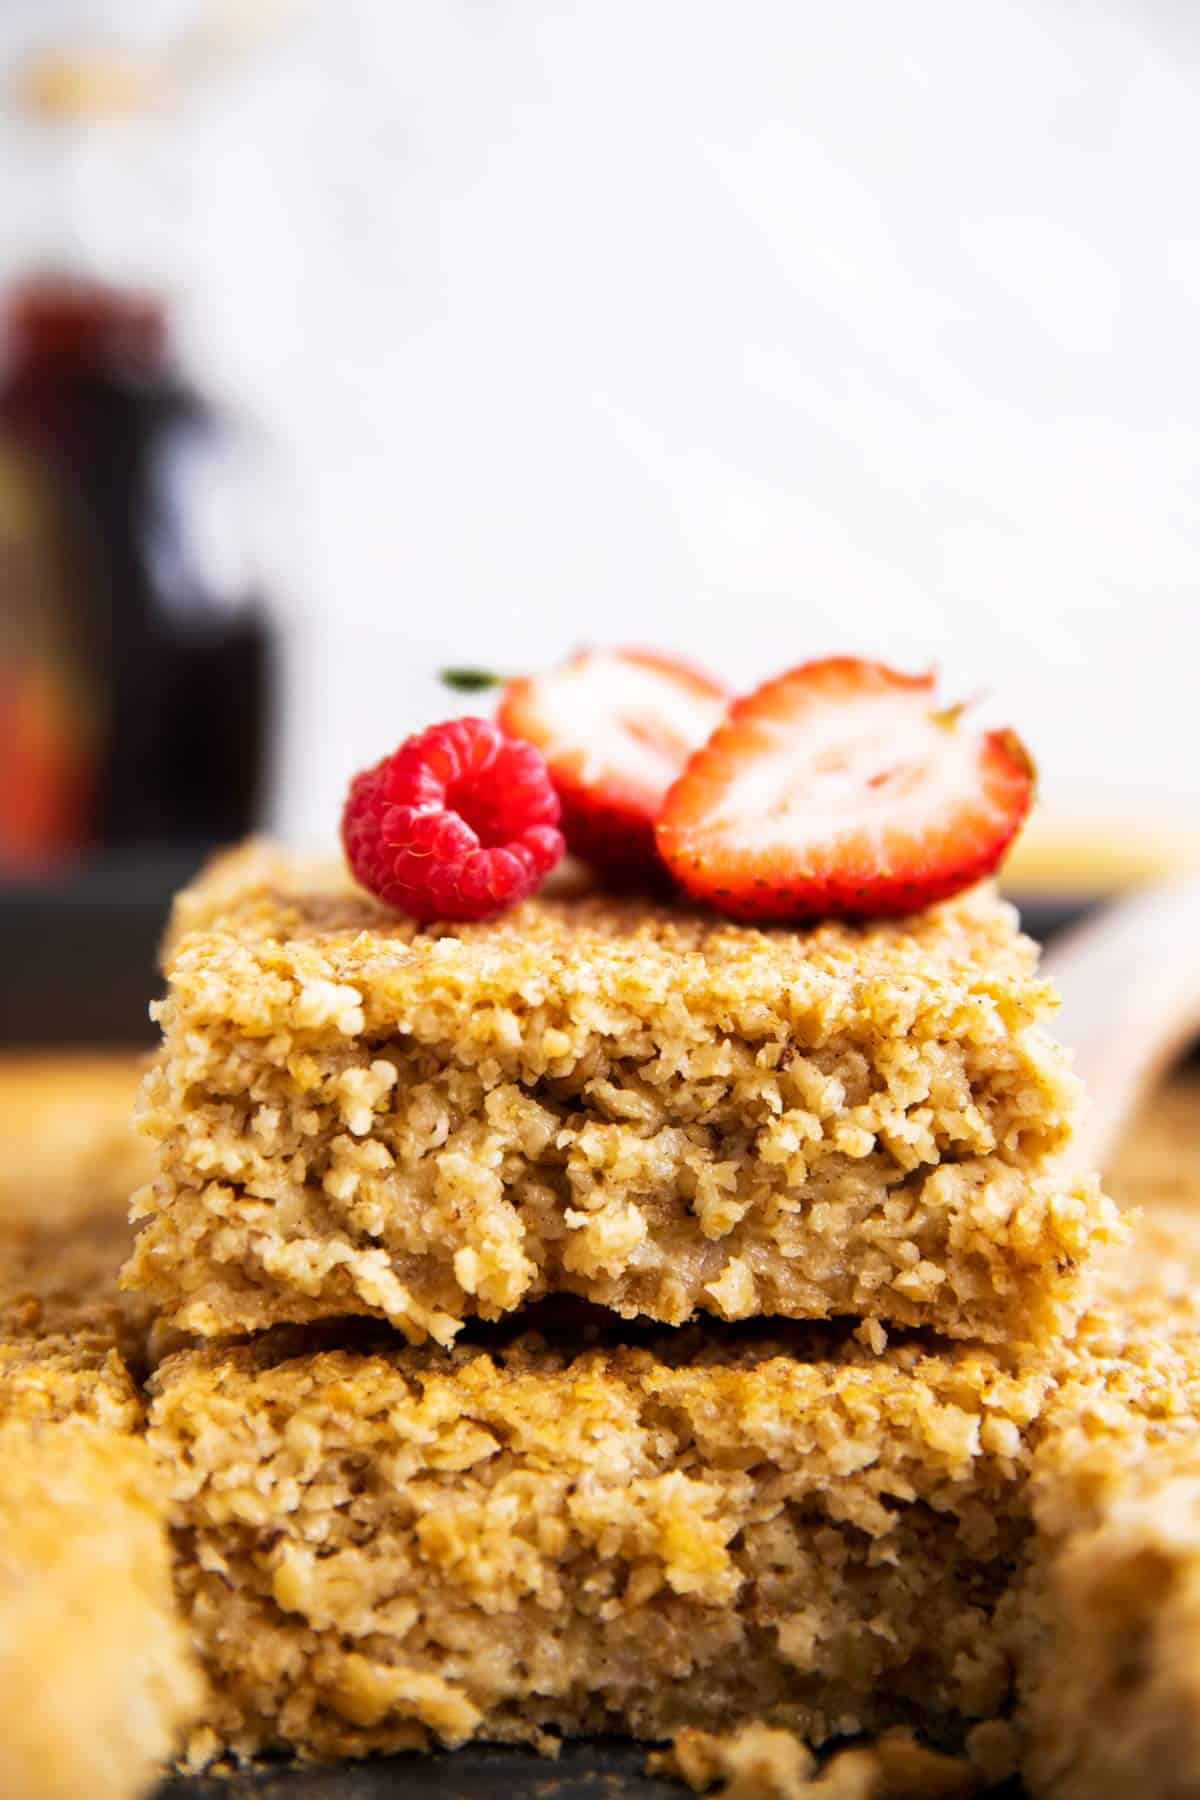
[160,841,1054,1050]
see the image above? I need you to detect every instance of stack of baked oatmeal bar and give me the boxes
[4,848,1200,1798]
[119,839,1127,1779]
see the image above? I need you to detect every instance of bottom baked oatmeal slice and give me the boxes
[147,1311,1047,1765]
[145,1213,1200,1794]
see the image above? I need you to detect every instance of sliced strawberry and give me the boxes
[497,648,729,880]
[656,657,1034,921]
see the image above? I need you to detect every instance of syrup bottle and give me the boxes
[0,275,274,869]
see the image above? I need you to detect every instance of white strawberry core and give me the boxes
[710,691,985,852]
[542,654,726,798]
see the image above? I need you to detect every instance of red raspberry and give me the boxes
[342,717,564,922]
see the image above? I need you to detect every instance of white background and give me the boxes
[1,0,1197,851]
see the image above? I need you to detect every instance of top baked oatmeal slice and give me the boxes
[124,841,1118,1344]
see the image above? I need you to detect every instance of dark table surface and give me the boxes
[159,1739,1025,1797]
[163,1740,689,1798]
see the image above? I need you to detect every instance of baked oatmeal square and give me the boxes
[147,1312,1043,1763]
[125,842,1117,1345]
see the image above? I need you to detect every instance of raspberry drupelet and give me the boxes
[342,717,564,922]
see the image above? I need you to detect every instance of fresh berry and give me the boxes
[342,717,564,922]
[497,648,729,880]
[656,657,1034,921]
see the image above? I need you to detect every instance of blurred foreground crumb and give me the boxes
[649,1724,978,1797]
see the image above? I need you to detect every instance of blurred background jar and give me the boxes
[0,272,274,870]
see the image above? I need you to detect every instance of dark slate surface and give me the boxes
[157,1739,1025,1797]
[160,1740,680,1797]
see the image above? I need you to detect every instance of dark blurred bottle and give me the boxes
[0,274,273,870]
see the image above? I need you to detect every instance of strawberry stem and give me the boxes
[930,689,986,730]
[439,667,506,693]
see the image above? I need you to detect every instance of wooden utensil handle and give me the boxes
[1041,876,1200,1173]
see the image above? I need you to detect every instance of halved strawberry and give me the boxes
[656,657,1034,921]
[497,648,729,880]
